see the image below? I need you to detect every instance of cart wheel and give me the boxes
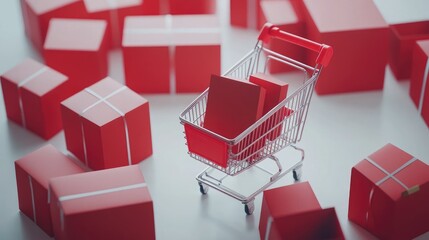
[198,182,209,194]
[244,202,255,215]
[293,168,302,181]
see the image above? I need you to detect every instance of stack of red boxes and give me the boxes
[410,40,429,128]
[348,143,429,239]
[122,14,221,94]
[61,77,153,170]
[260,182,344,240]
[0,59,72,139]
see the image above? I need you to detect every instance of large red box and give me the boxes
[1,58,71,139]
[49,165,155,240]
[410,40,429,128]
[389,21,429,80]
[348,143,429,240]
[20,0,85,52]
[230,0,261,29]
[122,15,221,94]
[61,77,153,170]
[43,18,108,93]
[82,0,160,48]
[302,0,389,95]
[258,0,306,73]
[168,0,216,15]
[15,144,85,236]
[260,182,344,240]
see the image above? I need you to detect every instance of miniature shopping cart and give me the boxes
[179,24,333,215]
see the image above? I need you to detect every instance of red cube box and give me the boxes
[49,165,155,240]
[1,58,72,139]
[61,77,153,170]
[230,0,261,29]
[43,18,108,93]
[15,144,85,236]
[20,0,85,52]
[348,143,429,240]
[302,0,389,95]
[122,15,221,94]
[258,0,306,73]
[168,0,216,15]
[389,21,429,80]
[410,40,429,128]
[82,0,160,48]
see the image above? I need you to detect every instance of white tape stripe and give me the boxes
[365,188,375,222]
[247,0,257,29]
[366,157,417,190]
[28,175,37,224]
[264,216,273,240]
[18,67,48,87]
[124,27,220,35]
[418,58,429,114]
[80,122,89,166]
[59,182,147,202]
[82,86,127,113]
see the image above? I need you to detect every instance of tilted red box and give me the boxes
[410,40,429,128]
[82,0,160,48]
[122,15,221,94]
[168,0,216,15]
[15,144,85,236]
[1,58,72,139]
[348,143,429,240]
[61,77,153,170]
[258,0,306,73]
[302,0,389,95]
[230,0,261,29]
[20,0,85,52]
[49,165,155,240]
[260,182,344,240]
[389,21,429,80]
[43,18,108,93]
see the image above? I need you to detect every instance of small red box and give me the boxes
[258,0,306,73]
[302,0,389,95]
[230,0,261,29]
[49,165,155,240]
[15,144,85,236]
[20,0,85,52]
[82,0,160,48]
[61,77,153,170]
[389,21,429,80]
[43,18,108,93]
[410,40,429,128]
[168,0,216,14]
[1,58,71,139]
[348,143,429,240]
[122,15,221,94]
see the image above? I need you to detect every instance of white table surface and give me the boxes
[1,0,429,239]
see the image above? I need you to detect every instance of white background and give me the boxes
[1,0,429,239]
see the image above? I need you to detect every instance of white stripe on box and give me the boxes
[247,0,257,29]
[418,58,429,114]
[28,175,37,224]
[264,216,273,240]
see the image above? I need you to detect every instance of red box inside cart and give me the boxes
[258,0,306,73]
[122,15,221,94]
[168,0,216,15]
[61,77,153,170]
[389,21,429,80]
[49,165,155,240]
[1,58,72,139]
[230,0,261,29]
[410,40,429,128]
[82,0,160,48]
[302,0,389,95]
[348,143,429,240]
[20,0,85,52]
[15,144,85,237]
[259,182,345,240]
[43,18,108,93]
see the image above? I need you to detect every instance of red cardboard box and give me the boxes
[49,165,155,240]
[389,21,429,80]
[43,18,108,93]
[1,58,71,139]
[302,0,389,95]
[122,15,221,94]
[348,143,429,240]
[260,182,344,240]
[15,144,85,236]
[168,0,216,14]
[230,0,261,29]
[82,0,160,48]
[20,0,85,52]
[61,77,153,170]
[258,0,306,73]
[410,40,429,128]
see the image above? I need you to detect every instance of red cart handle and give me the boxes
[258,23,333,67]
